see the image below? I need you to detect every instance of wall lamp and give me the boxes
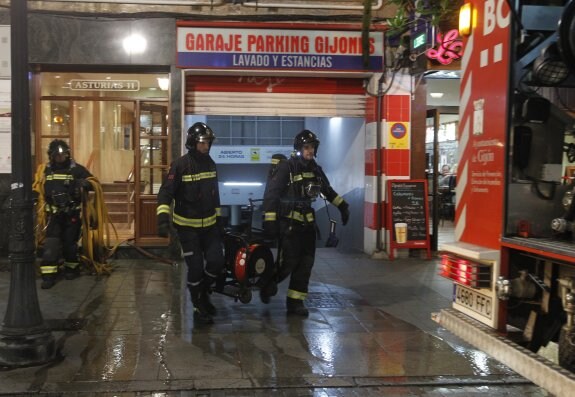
[459,3,474,37]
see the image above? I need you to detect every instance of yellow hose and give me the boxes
[32,163,47,247]
[80,176,117,275]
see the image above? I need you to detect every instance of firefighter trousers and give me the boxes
[278,220,316,300]
[176,225,225,290]
[40,211,82,276]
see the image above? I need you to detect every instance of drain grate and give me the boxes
[305,292,349,308]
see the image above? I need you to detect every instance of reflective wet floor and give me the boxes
[0,247,551,396]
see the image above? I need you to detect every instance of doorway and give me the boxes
[35,72,170,245]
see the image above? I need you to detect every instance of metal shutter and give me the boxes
[185,75,366,117]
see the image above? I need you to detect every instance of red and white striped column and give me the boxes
[364,73,412,256]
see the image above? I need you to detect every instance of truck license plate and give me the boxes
[454,284,492,320]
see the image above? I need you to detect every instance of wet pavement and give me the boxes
[0,248,552,396]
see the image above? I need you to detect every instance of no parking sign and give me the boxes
[388,122,409,149]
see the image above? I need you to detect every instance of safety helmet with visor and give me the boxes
[185,122,216,152]
[47,139,71,161]
[293,129,320,157]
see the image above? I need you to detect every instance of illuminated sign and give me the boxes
[426,29,463,65]
[412,32,427,50]
[69,80,140,91]
[176,26,384,71]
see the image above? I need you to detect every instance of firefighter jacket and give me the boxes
[156,151,221,228]
[42,160,92,214]
[263,156,346,226]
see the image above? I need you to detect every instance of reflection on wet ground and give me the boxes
[0,248,551,396]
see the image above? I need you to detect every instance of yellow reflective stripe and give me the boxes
[46,174,74,181]
[41,265,59,274]
[172,213,217,228]
[271,158,281,165]
[287,289,307,300]
[264,212,277,221]
[157,204,171,215]
[64,262,79,269]
[286,210,314,223]
[292,172,315,182]
[216,207,221,216]
[182,171,216,182]
[46,204,81,213]
[333,196,344,206]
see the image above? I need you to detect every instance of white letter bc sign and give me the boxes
[484,0,510,36]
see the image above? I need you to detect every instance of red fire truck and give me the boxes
[438,0,575,375]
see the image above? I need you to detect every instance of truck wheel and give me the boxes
[558,328,575,372]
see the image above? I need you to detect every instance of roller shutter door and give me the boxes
[185,75,366,117]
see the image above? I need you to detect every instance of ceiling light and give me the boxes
[157,77,169,91]
[430,92,444,98]
[122,34,147,55]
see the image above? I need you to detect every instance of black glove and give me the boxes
[263,220,279,239]
[80,179,91,189]
[157,213,171,238]
[339,202,350,226]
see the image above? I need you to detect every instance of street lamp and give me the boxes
[0,0,55,367]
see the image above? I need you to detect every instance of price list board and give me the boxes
[387,180,431,260]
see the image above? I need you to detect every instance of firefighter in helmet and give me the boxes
[262,129,350,316]
[35,139,93,289]
[156,122,225,326]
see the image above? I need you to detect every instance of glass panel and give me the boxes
[140,138,167,194]
[40,100,70,136]
[204,116,304,146]
[97,101,135,183]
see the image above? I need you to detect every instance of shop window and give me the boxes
[206,116,304,146]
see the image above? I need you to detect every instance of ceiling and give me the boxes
[426,76,461,108]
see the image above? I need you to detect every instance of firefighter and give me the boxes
[262,129,350,316]
[35,139,93,289]
[156,122,225,326]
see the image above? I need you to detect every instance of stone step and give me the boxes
[106,201,132,212]
[103,191,130,202]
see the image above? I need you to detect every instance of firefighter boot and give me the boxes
[41,274,56,289]
[64,263,81,280]
[189,285,214,325]
[201,277,217,316]
[286,297,309,317]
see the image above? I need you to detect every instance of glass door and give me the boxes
[37,99,136,243]
[135,102,169,244]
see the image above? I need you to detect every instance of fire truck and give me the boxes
[438,0,575,376]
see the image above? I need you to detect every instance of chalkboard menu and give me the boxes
[387,180,431,260]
